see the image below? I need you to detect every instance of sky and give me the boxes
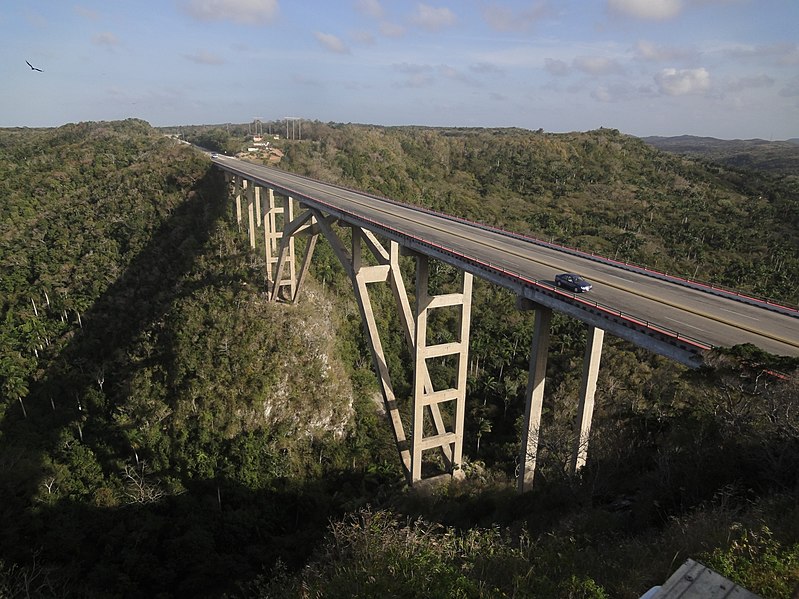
[3,0,798,139]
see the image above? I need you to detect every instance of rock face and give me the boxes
[150,281,356,449]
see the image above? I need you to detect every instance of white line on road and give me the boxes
[717,306,760,321]
[662,316,705,332]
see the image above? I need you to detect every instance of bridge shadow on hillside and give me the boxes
[0,165,380,596]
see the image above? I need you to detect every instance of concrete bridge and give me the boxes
[212,155,799,492]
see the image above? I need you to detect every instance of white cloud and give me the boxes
[608,0,683,20]
[355,0,383,19]
[573,56,624,76]
[469,62,504,75]
[314,32,350,54]
[482,1,550,32]
[351,30,376,45]
[591,81,635,102]
[729,42,799,66]
[543,56,623,76]
[726,75,774,92]
[393,63,432,74]
[183,51,225,65]
[74,6,100,20]
[380,21,405,37]
[779,76,799,98]
[544,58,570,76]
[180,0,279,25]
[92,32,119,47]
[412,3,456,30]
[438,65,480,87]
[655,67,710,95]
[634,40,697,63]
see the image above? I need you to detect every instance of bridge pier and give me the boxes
[571,326,604,473]
[262,190,296,300]
[265,203,472,484]
[516,299,605,492]
[225,174,610,492]
[518,302,552,493]
[411,255,472,483]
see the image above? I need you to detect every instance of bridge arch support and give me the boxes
[225,174,605,491]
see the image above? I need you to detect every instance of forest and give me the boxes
[1,119,798,597]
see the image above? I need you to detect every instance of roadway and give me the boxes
[212,155,799,360]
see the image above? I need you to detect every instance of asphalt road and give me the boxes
[213,155,799,359]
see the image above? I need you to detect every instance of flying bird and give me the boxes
[26,60,43,72]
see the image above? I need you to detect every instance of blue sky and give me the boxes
[3,0,798,138]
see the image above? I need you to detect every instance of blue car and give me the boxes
[555,273,592,292]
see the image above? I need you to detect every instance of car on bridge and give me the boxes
[555,273,592,292]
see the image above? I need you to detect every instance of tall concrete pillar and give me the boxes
[255,186,262,228]
[233,176,243,226]
[570,326,604,473]
[411,254,472,484]
[518,305,552,493]
[246,182,256,248]
[261,189,296,298]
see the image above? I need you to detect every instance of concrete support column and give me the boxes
[246,182,256,248]
[410,254,472,484]
[281,196,297,300]
[518,305,552,493]
[261,189,296,298]
[263,188,278,279]
[570,326,604,473]
[255,186,262,228]
[233,176,243,226]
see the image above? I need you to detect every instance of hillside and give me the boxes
[257,123,798,306]
[642,134,799,179]
[1,121,797,597]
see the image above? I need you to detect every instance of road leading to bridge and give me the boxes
[212,155,799,360]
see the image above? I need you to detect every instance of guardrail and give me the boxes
[215,161,712,358]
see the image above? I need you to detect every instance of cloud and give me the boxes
[591,81,635,102]
[543,56,623,77]
[608,0,683,20]
[655,67,710,95]
[393,63,434,88]
[183,50,225,65]
[779,76,799,98]
[634,40,697,63]
[726,74,774,92]
[355,0,383,19]
[481,1,551,32]
[729,43,799,66]
[469,62,504,75]
[398,73,435,88]
[573,56,624,76]
[180,0,279,25]
[438,65,480,87]
[351,30,376,45]
[393,63,432,74]
[544,58,570,76]
[412,3,456,30]
[74,6,100,20]
[92,32,120,48]
[380,21,406,37]
[314,32,350,54]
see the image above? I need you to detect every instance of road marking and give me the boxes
[663,317,705,332]
[717,306,759,321]
[224,162,799,351]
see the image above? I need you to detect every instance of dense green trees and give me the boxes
[2,120,797,597]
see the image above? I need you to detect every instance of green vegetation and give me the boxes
[1,120,797,597]
[643,135,799,179]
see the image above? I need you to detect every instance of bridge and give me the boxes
[211,154,799,492]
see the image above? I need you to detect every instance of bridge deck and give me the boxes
[213,156,799,364]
